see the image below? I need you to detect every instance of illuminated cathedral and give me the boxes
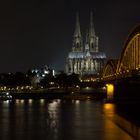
[65,12,106,76]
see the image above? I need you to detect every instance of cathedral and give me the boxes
[65,12,106,76]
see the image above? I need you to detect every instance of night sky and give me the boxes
[0,0,140,73]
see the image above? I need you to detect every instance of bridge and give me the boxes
[102,23,140,82]
[101,23,140,102]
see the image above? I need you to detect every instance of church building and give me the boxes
[65,12,106,76]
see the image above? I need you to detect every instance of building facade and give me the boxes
[65,12,106,76]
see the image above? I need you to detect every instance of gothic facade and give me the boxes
[65,12,106,76]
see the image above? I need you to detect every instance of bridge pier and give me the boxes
[106,84,114,102]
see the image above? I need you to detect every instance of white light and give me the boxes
[35,69,38,73]
[40,99,45,104]
[21,100,24,104]
[102,86,106,90]
[52,70,55,76]
[87,96,90,100]
[29,99,32,104]
[76,85,79,88]
[6,92,9,96]
[50,82,54,85]
[16,99,20,104]
[16,86,19,90]
[48,101,58,109]
[4,100,10,104]
[76,100,80,104]
[44,70,49,74]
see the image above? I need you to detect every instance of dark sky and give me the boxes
[0,0,140,73]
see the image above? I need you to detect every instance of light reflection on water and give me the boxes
[47,99,61,138]
[0,99,137,140]
[103,103,115,118]
[103,103,140,140]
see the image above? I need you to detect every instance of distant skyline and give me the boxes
[0,0,140,72]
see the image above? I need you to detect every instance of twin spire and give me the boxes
[73,11,98,52]
[74,11,95,38]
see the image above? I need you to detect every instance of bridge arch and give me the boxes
[102,59,118,80]
[117,24,140,75]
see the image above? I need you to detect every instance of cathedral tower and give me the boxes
[72,13,83,52]
[88,11,99,52]
[66,12,106,76]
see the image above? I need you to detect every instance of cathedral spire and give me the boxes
[89,11,95,37]
[88,11,99,52]
[74,12,81,37]
[72,12,83,52]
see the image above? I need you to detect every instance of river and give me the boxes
[0,99,138,140]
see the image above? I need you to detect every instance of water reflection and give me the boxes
[40,99,45,105]
[3,100,11,105]
[103,103,115,118]
[47,100,61,139]
[75,100,80,104]
[15,99,25,105]
[28,99,33,104]
[0,99,137,140]
[103,103,140,140]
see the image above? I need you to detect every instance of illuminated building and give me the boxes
[31,65,55,78]
[30,65,55,87]
[65,12,106,76]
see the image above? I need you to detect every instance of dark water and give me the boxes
[0,99,136,140]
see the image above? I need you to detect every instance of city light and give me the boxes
[106,84,114,100]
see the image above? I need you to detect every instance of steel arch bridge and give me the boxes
[102,59,118,80]
[102,23,140,81]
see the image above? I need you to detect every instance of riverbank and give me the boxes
[0,87,107,100]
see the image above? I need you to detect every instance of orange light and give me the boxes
[106,84,114,100]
